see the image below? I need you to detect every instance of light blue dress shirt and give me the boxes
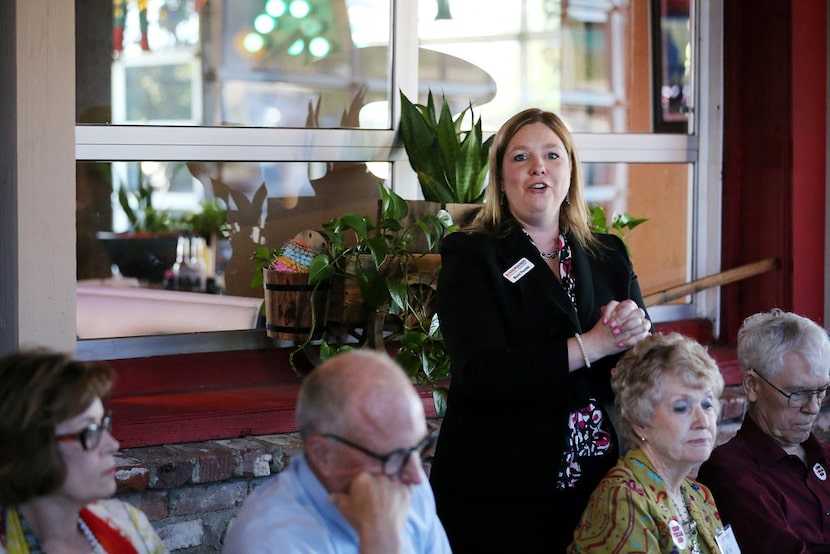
[224,454,452,553]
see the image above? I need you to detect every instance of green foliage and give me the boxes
[306,183,456,409]
[183,199,229,242]
[308,183,455,310]
[118,179,175,233]
[399,90,493,204]
[118,179,228,238]
[249,244,282,290]
[589,205,649,249]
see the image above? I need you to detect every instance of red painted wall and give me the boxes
[791,0,827,323]
[721,0,826,342]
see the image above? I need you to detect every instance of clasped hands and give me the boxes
[587,299,651,359]
[330,472,412,554]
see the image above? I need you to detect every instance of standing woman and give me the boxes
[429,108,652,553]
[0,349,167,553]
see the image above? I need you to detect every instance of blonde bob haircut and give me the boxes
[611,332,724,451]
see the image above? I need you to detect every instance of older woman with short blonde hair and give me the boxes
[569,332,736,553]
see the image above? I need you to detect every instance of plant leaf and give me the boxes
[338,212,370,240]
[399,91,438,175]
[365,236,389,268]
[432,387,448,417]
[387,278,408,313]
[308,253,335,283]
[355,266,389,308]
[417,171,456,204]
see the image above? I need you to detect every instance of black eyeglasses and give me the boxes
[55,411,112,451]
[320,423,439,477]
[750,368,829,409]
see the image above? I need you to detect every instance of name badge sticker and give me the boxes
[715,524,741,553]
[503,257,534,283]
[668,518,687,549]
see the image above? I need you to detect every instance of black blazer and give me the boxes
[430,226,650,498]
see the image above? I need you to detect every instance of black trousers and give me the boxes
[434,489,582,554]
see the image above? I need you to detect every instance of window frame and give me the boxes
[71,0,723,358]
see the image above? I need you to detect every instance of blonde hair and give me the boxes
[612,333,724,451]
[469,108,601,254]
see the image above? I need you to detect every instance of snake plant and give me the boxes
[399,90,493,204]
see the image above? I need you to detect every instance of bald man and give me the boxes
[224,350,452,554]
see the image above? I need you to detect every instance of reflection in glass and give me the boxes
[216,0,392,127]
[77,1,677,133]
[414,0,671,134]
[78,160,390,298]
[79,0,399,128]
[651,0,692,132]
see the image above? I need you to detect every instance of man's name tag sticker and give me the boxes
[715,524,741,553]
[503,258,534,283]
[814,463,827,481]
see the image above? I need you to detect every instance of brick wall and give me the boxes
[114,433,304,552]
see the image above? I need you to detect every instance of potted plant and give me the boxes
[295,182,456,413]
[96,179,182,282]
[98,179,228,284]
[399,90,493,205]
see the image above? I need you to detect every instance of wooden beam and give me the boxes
[644,257,780,307]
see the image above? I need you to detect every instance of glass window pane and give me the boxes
[416,0,689,134]
[77,0,393,128]
[77,159,690,340]
[585,162,691,304]
[78,159,389,294]
[79,1,694,133]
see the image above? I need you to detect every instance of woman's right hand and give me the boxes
[587,300,651,360]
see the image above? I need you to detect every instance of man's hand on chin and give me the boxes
[330,472,412,554]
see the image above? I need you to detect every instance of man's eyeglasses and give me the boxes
[320,423,439,477]
[750,368,829,409]
[55,411,112,451]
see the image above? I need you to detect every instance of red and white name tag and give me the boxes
[503,258,534,283]
[669,518,687,549]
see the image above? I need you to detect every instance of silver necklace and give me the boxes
[523,230,560,259]
[78,517,107,554]
[669,491,701,554]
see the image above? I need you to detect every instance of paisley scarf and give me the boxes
[1,505,140,554]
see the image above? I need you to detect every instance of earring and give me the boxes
[640,435,647,442]
[564,193,571,206]
[499,190,505,205]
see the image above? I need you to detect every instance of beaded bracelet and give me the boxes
[574,333,591,368]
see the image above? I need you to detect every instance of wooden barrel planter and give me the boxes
[326,275,370,327]
[263,269,330,341]
[325,254,405,326]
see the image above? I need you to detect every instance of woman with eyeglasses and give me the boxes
[0,348,167,553]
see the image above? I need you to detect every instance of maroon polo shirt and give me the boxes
[697,415,830,553]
